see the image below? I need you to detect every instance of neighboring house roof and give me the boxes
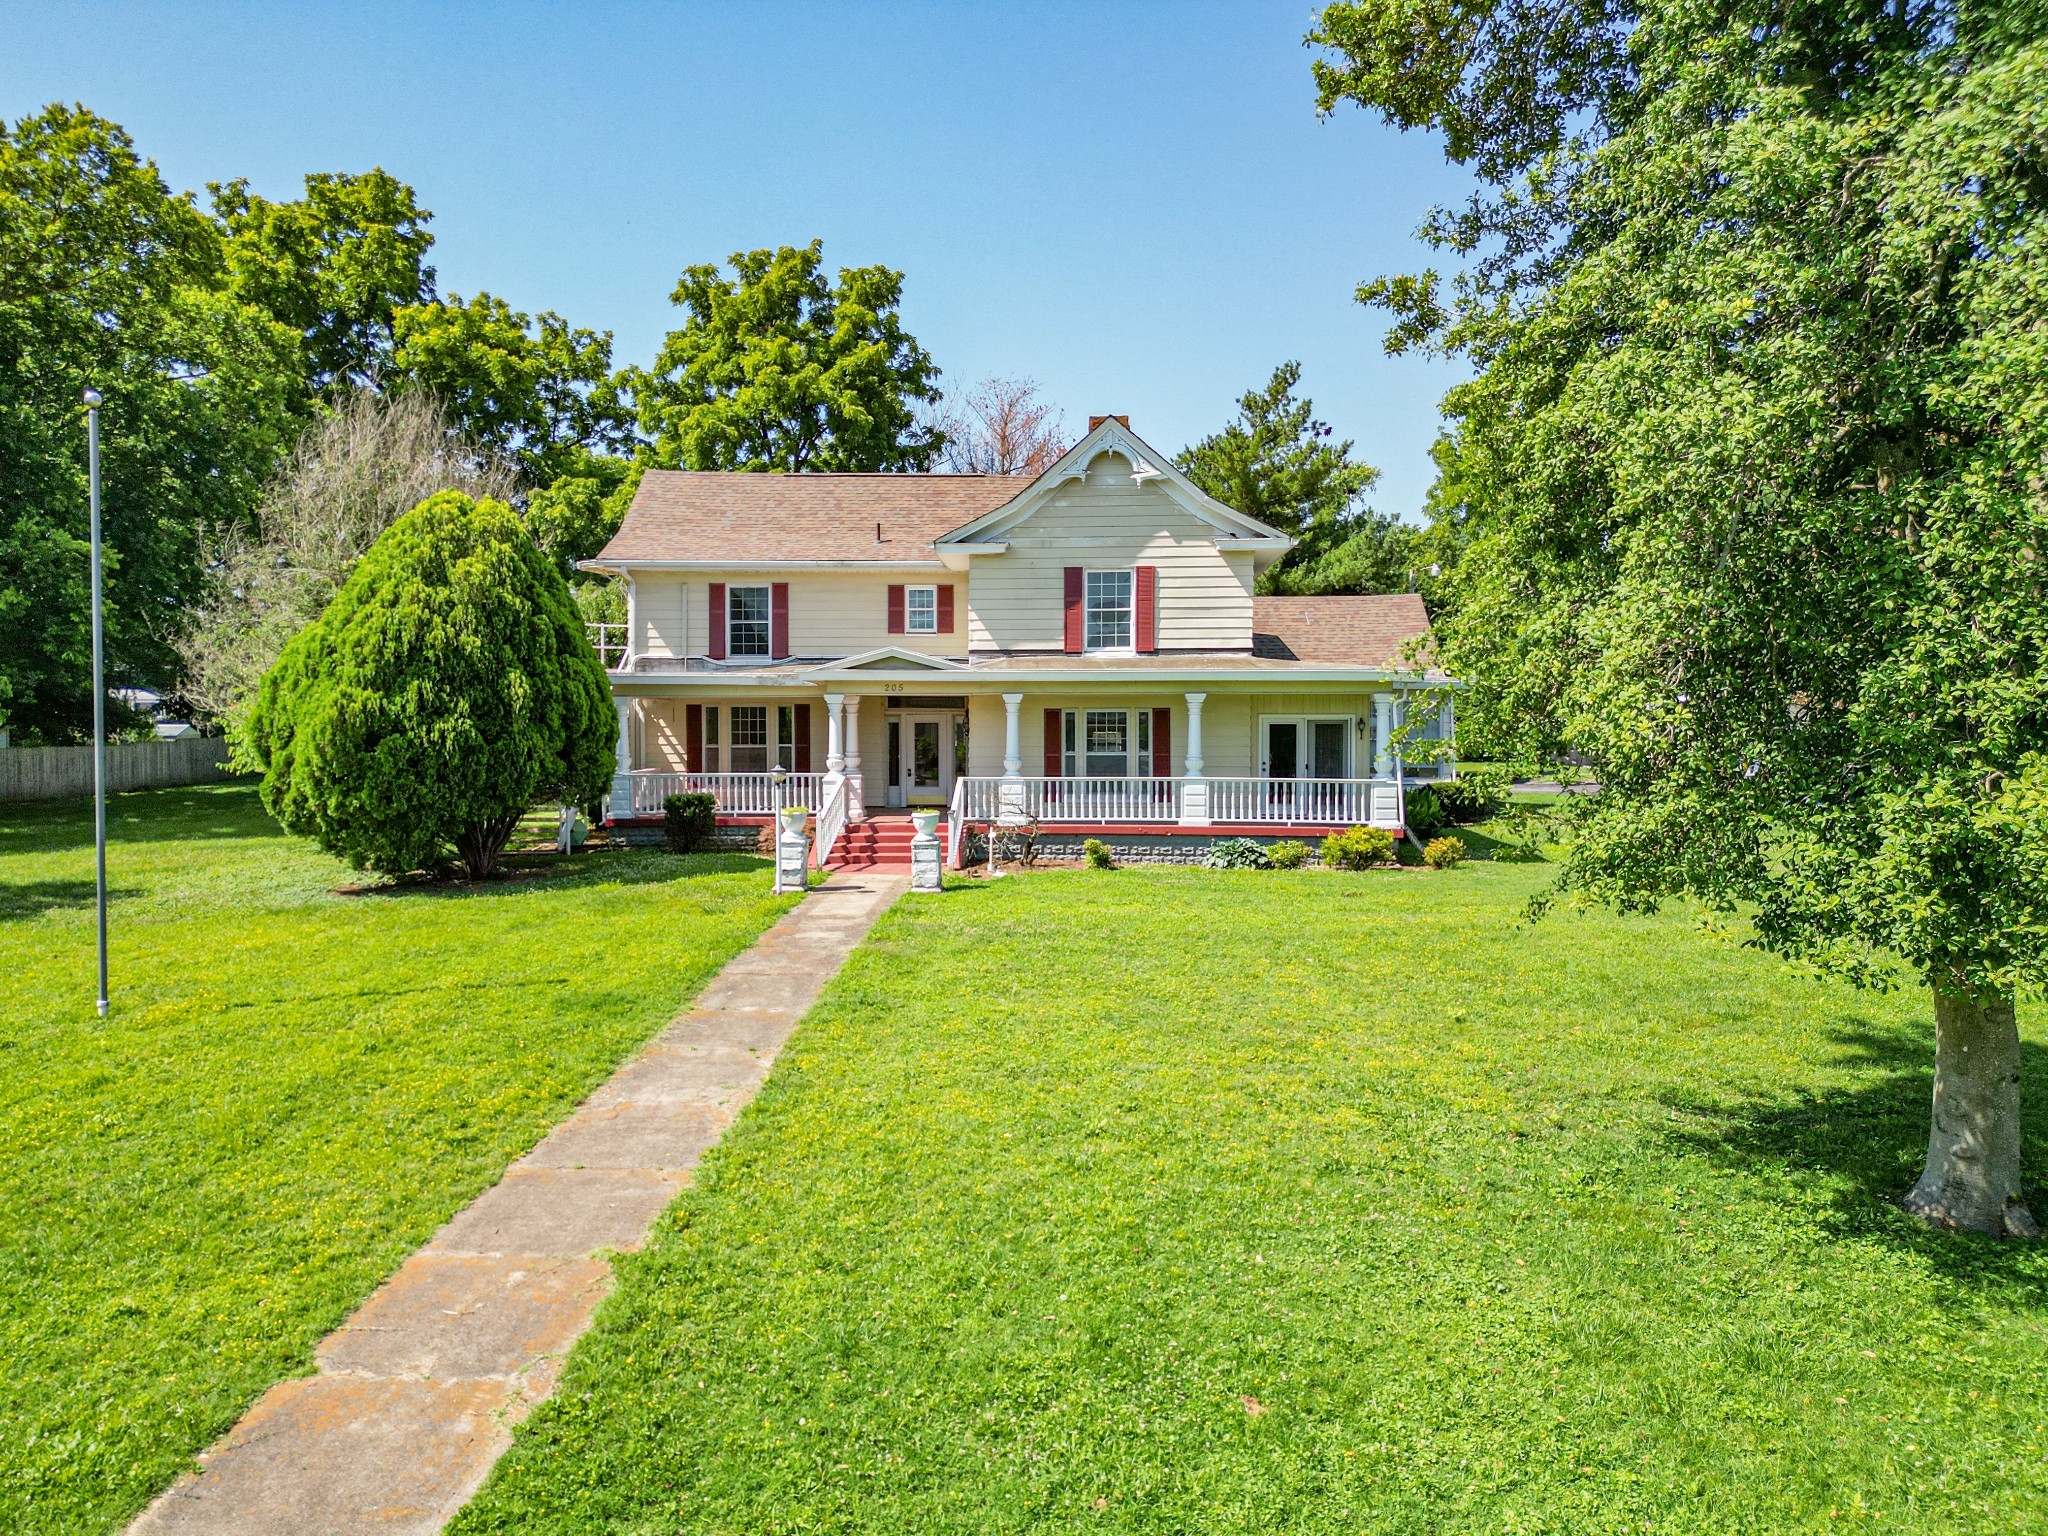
[1251,594,1432,667]
[595,472,1033,564]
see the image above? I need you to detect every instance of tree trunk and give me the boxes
[454,814,519,880]
[1902,975,2038,1239]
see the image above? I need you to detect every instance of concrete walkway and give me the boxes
[130,871,908,1536]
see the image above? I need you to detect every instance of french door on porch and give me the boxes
[1259,716,1356,820]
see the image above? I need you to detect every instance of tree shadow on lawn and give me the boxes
[339,849,774,900]
[1659,1016,2048,1302]
[0,878,145,921]
[0,785,278,855]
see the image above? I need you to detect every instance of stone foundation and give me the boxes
[959,829,1327,866]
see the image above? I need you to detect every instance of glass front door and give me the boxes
[1264,720,1300,779]
[1263,717,1353,780]
[901,713,955,803]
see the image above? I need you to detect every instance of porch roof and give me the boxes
[609,650,1445,690]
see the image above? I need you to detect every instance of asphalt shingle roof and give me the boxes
[595,471,1032,563]
[1251,594,1433,667]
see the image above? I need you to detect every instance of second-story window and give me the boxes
[1085,570,1133,651]
[727,585,771,657]
[904,585,938,633]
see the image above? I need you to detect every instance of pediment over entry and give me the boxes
[805,646,969,674]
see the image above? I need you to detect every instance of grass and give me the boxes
[0,784,795,1534]
[454,864,2048,1535]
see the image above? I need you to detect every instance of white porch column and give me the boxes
[1178,692,1210,826]
[823,692,847,775]
[1001,693,1024,778]
[842,694,865,820]
[623,576,640,670]
[1372,692,1396,775]
[998,692,1027,822]
[607,696,634,822]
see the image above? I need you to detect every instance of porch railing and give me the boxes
[1204,776,1388,826]
[950,775,1405,830]
[627,770,823,817]
[954,775,1182,825]
[813,774,852,870]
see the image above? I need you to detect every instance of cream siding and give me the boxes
[658,571,967,659]
[962,459,1256,653]
[633,576,687,659]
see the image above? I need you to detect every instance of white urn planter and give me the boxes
[779,806,810,836]
[911,810,942,838]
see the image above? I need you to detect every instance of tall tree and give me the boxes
[179,389,520,721]
[0,104,301,742]
[1176,362,1408,594]
[937,377,1069,475]
[213,168,435,393]
[1314,0,2048,1234]
[628,240,943,472]
[390,291,634,484]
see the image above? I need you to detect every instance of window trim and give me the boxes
[903,584,939,634]
[725,583,772,658]
[1082,568,1135,654]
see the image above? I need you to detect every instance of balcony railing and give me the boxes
[627,770,823,817]
[586,621,627,669]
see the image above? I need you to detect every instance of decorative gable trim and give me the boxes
[933,417,1295,552]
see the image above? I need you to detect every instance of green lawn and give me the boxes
[454,865,2048,1535]
[0,784,794,1534]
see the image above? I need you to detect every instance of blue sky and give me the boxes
[1,1,1474,521]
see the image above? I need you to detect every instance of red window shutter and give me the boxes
[1152,707,1171,776]
[1063,567,1084,653]
[771,581,790,659]
[708,583,727,660]
[1043,709,1063,777]
[685,704,704,772]
[794,702,812,772]
[1135,565,1157,654]
[936,584,955,634]
[887,584,905,635]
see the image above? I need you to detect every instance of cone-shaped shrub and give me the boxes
[240,490,615,879]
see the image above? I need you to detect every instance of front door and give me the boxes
[900,712,955,804]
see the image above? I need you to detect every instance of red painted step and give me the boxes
[824,813,926,870]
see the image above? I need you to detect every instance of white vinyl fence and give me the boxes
[0,737,232,803]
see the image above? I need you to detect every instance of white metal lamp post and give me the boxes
[84,386,108,1016]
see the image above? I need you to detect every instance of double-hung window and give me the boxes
[727,585,771,658]
[1084,570,1132,651]
[728,705,769,773]
[1060,708,1152,777]
[904,585,938,634]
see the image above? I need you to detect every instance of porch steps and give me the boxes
[826,812,919,871]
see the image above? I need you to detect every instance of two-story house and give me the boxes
[584,415,1453,867]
